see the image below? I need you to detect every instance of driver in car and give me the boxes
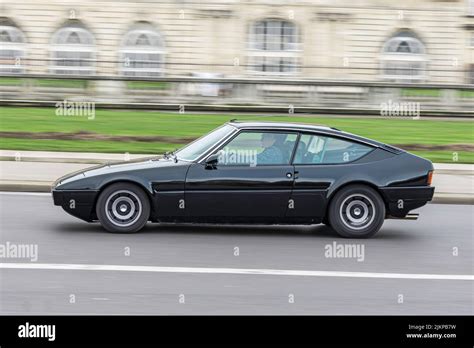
[257,133,284,165]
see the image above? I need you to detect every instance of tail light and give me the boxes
[427,170,433,186]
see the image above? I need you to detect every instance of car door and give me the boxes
[184,130,298,222]
[286,133,374,222]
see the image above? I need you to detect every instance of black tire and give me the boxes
[96,182,150,233]
[328,185,385,238]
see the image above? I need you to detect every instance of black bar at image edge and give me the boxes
[0,316,472,346]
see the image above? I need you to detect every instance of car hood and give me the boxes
[54,156,188,188]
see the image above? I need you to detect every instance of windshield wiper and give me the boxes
[163,149,179,162]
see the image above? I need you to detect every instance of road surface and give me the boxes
[0,192,472,315]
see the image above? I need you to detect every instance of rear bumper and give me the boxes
[379,186,435,218]
[52,189,99,222]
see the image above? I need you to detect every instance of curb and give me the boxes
[0,154,151,165]
[1,181,472,205]
[430,194,474,205]
[0,156,108,165]
[0,181,52,193]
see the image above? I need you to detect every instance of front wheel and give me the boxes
[96,183,150,233]
[328,185,385,238]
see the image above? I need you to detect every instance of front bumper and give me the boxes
[379,186,435,218]
[52,189,99,222]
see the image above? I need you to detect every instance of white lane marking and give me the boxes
[0,192,51,196]
[0,263,472,281]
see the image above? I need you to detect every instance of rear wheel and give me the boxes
[328,185,385,238]
[96,182,150,233]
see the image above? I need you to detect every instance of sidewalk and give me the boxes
[0,150,472,204]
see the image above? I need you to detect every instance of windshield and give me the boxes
[176,124,236,161]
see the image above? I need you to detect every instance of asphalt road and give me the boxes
[0,192,472,315]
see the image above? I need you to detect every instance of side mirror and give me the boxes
[205,153,219,169]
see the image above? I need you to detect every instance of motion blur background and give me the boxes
[0,0,473,162]
[0,1,473,317]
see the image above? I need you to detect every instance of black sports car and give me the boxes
[52,121,435,238]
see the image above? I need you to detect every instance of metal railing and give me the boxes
[0,74,473,117]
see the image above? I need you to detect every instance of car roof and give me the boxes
[228,120,337,132]
[226,120,385,147]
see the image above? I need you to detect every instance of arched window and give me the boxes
[50,22,95,75]
[380,30,426,81]
[247,19,300,74]
[120,24,165,77]
[0,19,26,74]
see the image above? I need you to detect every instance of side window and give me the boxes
[217,131,297,166]
[294,134,373,164]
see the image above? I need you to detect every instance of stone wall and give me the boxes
[1,0,473,83]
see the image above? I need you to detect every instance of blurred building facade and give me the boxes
[1,0,473,84]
